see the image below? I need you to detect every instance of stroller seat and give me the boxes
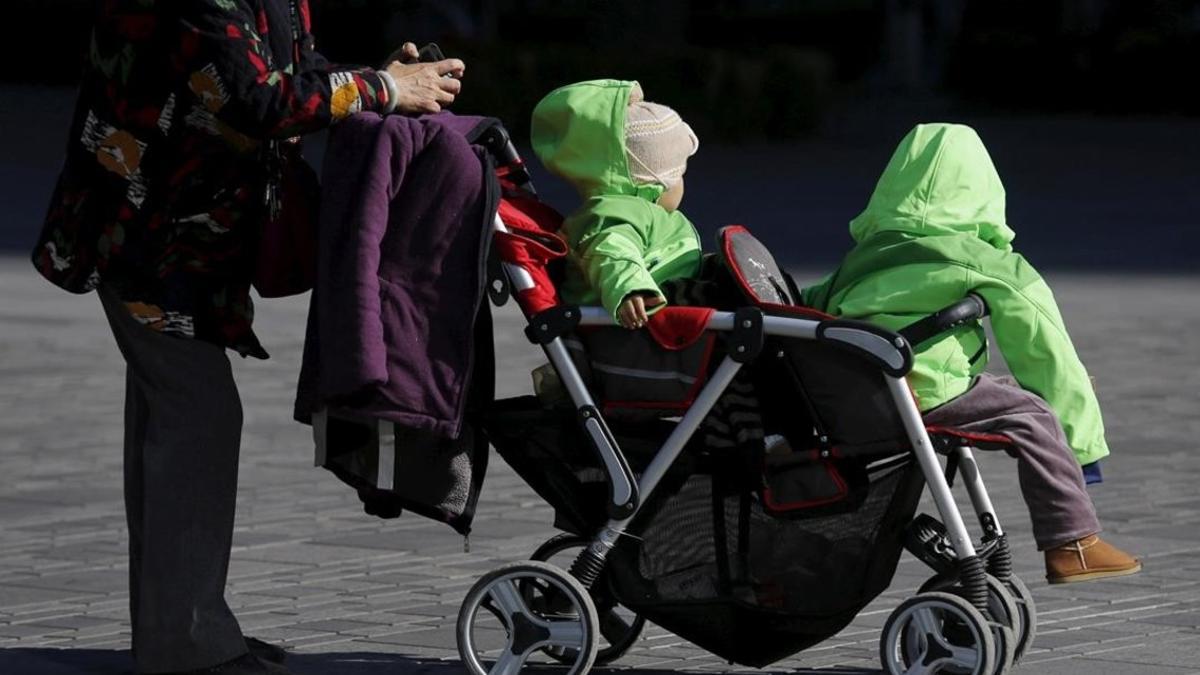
[717,225,1017,457]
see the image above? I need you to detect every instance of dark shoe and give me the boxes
[1046,534,1142,584]
[171,652,294,674]
[246,637,287,664]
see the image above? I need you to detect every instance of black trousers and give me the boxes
[99,287,248,673]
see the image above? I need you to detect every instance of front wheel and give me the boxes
[1003,575,1037,661]
[920,573,1018,674]
[881,591,998,675]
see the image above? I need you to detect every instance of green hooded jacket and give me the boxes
[801,124,1109,466]
[531,79,702,322]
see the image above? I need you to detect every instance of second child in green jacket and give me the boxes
[803,123,1140,584]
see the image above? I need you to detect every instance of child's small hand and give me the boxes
[617,293,664,329]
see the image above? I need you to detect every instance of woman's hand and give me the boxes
[384,58,466,115]
[617,292,665,329]
[383,42,421,66]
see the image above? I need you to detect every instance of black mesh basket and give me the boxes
[488,395,924,668]
[606,453,924,667]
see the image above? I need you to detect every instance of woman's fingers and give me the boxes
[436,58,467,78]
[400,42,420,63]
[386,61,464,114]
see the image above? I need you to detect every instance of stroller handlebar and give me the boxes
[476,122,532,189]
[899,294,989,349]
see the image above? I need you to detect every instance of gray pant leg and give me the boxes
[924,373,1101,550]
[99,288,248,673]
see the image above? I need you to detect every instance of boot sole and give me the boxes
[1047,562,1142,584]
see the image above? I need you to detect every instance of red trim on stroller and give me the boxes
[495,191,567,316]
[646,306,716,351]
[925,425,1015,449]
[761,449,851,512]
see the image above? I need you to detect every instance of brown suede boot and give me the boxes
[1045,534,1142,584]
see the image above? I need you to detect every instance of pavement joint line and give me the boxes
[1066,609,1200,632]
[1078,640,1151,657]
[1038,602,1188,624]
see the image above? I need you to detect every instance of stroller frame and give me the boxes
[455,125,1032,675]
[494,209,995,571]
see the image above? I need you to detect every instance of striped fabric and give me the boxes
[661,266,764,451]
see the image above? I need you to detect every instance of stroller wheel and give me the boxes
[919,573,1019,674]
[531,533,646,665]
[880,591,997,675]
[1002,575,1037,662]
[457,560,598,675]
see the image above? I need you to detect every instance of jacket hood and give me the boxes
[530,79,664,202]
[849,123,1015,251]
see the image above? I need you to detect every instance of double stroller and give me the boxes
[448,122,1038,675]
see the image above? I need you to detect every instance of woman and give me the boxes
[31,2,464,673]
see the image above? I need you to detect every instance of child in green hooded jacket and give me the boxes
[531,79,702,328]
[532,79,762,450]
[802,123,1140,584]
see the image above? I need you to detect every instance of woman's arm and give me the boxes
[174,0,462,138]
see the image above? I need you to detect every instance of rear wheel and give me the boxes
[531,533,646,665]
[456,560,598,675]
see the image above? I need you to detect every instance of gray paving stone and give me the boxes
[1019,655,1196,674]
[3,259,1200,673]
[0,586,95,610]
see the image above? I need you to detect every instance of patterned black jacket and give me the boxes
[33,0,393,357]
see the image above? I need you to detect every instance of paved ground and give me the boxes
[1,256,1199,674]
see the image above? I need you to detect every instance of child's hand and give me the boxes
[617,293,664,329]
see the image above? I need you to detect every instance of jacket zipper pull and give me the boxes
[463,534,471,554]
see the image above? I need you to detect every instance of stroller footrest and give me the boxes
[906,513,1008,576]
[905,513,958,574]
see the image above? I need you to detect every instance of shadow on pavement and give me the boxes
[0,648,884,674]
[0,648,132,675]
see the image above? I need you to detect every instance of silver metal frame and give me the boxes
[493,214,996,567]
[955,446,1003,537]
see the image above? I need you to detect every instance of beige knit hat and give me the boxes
[624,84,698,190]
